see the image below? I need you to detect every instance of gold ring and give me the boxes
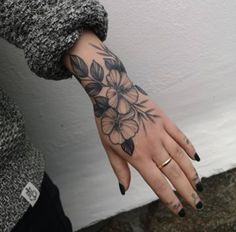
[158,157,172,170]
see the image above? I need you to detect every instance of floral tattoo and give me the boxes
[68,43,159,156]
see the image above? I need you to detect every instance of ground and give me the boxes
[77,167,236,232]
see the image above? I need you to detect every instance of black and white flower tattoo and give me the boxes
[68,43,159,156]
[102,108,138,144]
[106,69,138,114]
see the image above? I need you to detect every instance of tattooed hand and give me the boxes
[63,31,204,217]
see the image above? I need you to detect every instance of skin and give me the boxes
[63,30,203,216]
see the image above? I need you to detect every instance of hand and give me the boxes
[63,31,203,217]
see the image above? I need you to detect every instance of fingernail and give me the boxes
[196,201,203,210]
[178,208,186,217]
[196,182,203,192]
[119,182,125,195]
[194,153,201,162]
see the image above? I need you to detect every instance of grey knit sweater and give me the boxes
[0,0,108,231]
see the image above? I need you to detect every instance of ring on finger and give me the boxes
[158,157,172,170]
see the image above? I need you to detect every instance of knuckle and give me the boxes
[183,135,195,149]
[182,135,197,156]
[166,199,182,213]
[131,152,149,166]
[188,144,196,156]
[190,144,196,153]
[169,162,183,179]
[191,191,201,205]
[133,152,144,162]
[191,169,201,184]
[175,146,184,160]
[157,179,169,193]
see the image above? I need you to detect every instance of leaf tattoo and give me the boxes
[70,55,88,78]
[135,85,148,96]
[68,43,159,156]
[93,96,109,117]
[121,139,135,156]
[85,82,102,96]
[90,60,104,82]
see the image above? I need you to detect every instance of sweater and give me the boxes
[0,0,108,231]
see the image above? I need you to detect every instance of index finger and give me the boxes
[162,114,200,162]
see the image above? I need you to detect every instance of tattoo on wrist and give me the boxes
[68,43,159,156]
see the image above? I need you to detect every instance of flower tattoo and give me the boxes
[68,43,159,156]
[106,69,138,114]
[102,108,138,144]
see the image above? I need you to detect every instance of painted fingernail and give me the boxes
[119,182,125,195]
[194,153,201,162]
[196,182,203,192]
[196,201,203,209]
[178,208,186,217]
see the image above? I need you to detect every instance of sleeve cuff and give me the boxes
[23,0,108,81]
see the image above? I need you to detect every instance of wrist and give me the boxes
[64,41,159,156]
[63,30,101,71]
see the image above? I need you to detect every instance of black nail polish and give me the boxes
[194,153,201,162]
[119,182,125,195]
[196,182,203,192]
[196,201,203,209]
[178,208,186,217]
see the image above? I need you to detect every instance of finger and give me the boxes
[161,131,203,192]
[162,114,200,162]
[153,147,203,210]
[106,150,131,195]
[135,159,185,217]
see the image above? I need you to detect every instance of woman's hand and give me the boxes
[63,31,203,217]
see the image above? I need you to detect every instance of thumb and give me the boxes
[106,150,131,195]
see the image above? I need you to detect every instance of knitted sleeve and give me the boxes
[0,0,108,80]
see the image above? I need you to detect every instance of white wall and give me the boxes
[1,0,236,230]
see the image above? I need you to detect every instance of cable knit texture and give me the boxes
[0,0,108,231]
[0,0,108,80]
